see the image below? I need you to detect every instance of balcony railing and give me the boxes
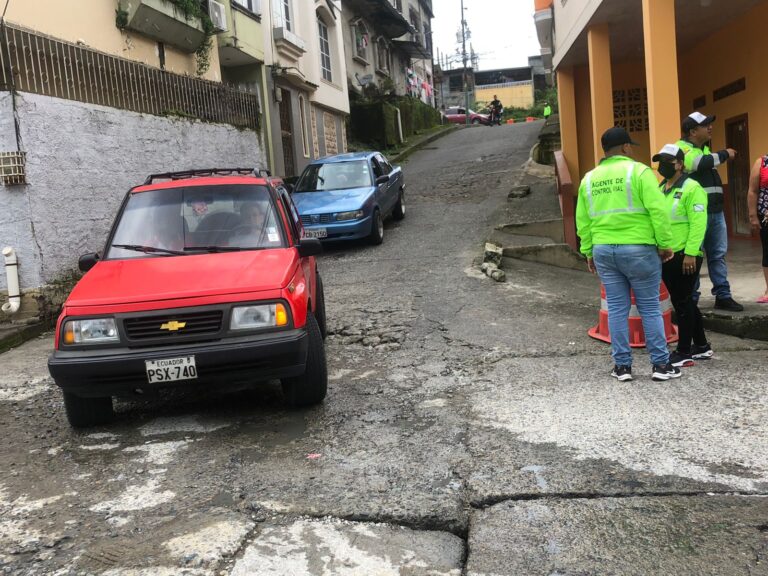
[0,23,260,130]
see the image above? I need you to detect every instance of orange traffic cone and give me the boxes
[588,283,678,348]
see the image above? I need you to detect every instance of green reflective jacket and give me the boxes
[660,175,708,256]
[576,156,673,258]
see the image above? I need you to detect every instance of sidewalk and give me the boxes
[487,157,768,342]
[698,237,768,340]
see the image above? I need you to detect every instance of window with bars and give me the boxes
[613,88,649,133]
[318,17,332,82]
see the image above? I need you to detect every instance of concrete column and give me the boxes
[587,24,614,166]
[556,66,580,184]
[642,0,681,157]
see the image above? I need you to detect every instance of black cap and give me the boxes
[652,144,685,163]
[682,111,716,134]
[601,127,639,152]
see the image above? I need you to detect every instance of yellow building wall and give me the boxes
[569,59,652,182]
[612,59,651,167]
[5,0,221,81]
[475,84,534,110]
[574,65,594,182]
[678,1,768,185]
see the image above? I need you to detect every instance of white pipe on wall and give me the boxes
[2,247,21,315]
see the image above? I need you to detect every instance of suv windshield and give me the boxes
[294,160,372,192]
[106,184,286,259]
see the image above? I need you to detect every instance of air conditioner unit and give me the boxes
[209,0,228,32]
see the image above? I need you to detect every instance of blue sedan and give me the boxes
[291,152,405,245]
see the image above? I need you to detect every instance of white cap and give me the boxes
[652,144,684,162]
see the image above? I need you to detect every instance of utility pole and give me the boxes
[460,0,470,125]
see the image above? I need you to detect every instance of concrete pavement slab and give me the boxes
[466,496,768,576]
[230,518,464,575]
[467,352,768,504]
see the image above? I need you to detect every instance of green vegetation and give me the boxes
[116,0,215,75]
[168,0,215,76]
[348,83,441,150]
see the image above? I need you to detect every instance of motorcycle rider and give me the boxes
[489,95,503,126]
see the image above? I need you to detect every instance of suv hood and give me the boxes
[67,250,298,307]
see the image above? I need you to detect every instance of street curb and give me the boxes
[390,125,458,164]
[0,322,48,354]
[701,311,768,342]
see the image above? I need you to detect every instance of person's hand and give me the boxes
[658,248,674,263]
[587,257,596,274]
[727,148,737,159]
[750,213,761,234]
[682,255,697,275]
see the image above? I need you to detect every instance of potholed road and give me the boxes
[2,122,768,575]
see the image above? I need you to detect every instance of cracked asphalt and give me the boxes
[1,121,768,575]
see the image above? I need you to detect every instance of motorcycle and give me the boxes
[488,105,503,126]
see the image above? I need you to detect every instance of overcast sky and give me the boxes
[432,1,541,71]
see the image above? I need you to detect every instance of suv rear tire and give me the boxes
[281,313,327,407]
[62,391,114,428]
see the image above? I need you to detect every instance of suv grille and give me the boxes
[301,213,333,225]
[123,310,223,340]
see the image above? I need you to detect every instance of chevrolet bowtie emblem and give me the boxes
[160,321,187,331]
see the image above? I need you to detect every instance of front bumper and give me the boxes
[48,329,308,397]
[304,215,373,242]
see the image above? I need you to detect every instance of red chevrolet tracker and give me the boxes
[48,169,328,427]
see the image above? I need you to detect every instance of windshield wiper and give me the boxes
[112,244,185,256]
[183,246,242,252]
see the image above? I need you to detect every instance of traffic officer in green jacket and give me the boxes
[676,112,743,311]
[653,144,713,368]
[576,127,677,382]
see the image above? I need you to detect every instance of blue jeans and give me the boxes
[592,244,669,367]
[695,211,731,300]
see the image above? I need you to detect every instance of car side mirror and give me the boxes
[375,175,389,185]
[78,252,100,272]
[297,238,322,257]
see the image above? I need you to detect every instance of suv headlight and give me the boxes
[335,210,364,221]
[63,318,119,344]
[231,303,289,330]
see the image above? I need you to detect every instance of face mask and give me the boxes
[658,161,677,180]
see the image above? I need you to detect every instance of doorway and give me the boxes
[278,88,296,177]
[725,115,751,236]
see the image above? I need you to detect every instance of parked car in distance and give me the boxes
[442,106,489,125]
[291,152,405,245]
[48,169,328,427]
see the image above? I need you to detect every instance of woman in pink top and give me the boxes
[747,155,768,302]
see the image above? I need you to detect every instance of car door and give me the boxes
[371,156,390,212]
[373,154,394,216]
[376,153,398,213]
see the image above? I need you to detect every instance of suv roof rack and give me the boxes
[143,168,263,185]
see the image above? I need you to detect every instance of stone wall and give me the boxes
[0,91,265,312]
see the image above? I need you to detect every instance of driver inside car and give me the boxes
[230,201,280,246]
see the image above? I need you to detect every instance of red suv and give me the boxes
[48,169,328,427]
